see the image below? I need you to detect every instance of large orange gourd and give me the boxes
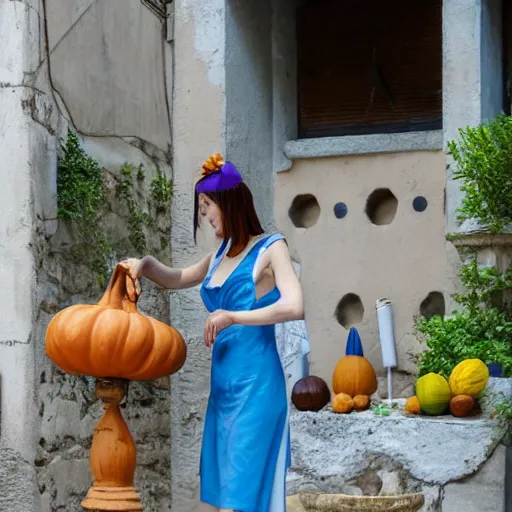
[45,263,186,380]
[332,328,378,398]
[332,356,378,397]
[45,264,187,511]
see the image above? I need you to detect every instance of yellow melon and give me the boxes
[449,359,489,398]
[416,373,451,416]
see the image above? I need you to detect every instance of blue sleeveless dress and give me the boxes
[199,233,291,512]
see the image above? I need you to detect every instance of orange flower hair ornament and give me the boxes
[196,152,243,194]
[202,152,225,175]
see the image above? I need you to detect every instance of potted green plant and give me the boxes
[447,113,512,234]
[416,114,512,418]
[416,259,512,380]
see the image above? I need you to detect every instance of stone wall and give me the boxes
[0,0,175,510]
[35,139,174,512]
[288,407,508,512]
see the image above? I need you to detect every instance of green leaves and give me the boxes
[56,130,172,288]
[150,165,173,212]
[115,162,172,256]
[57,129,105,223]
[416,259,512,378]
[448,114,512,232]
[57,129,110,285]
[116,163,152,255]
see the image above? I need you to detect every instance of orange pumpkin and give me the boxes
[332,393,354,413]
[405,396,421,415]
[353,395,370,411]
[332,355,378,397]
[45,264,187,380]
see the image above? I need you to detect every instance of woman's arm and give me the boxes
[233,240,304,325]
[124,253,213,290]
[204,240,304,346]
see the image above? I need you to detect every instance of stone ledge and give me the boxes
[283,131,443,162]
[289,408,506,486]
[446,218,512,247]
[447,232,512,247]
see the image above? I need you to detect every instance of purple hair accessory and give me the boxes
[195,161,243,194]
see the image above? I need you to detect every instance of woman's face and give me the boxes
[198,193,223,239]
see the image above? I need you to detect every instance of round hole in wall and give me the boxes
[335,293,364,329]
[420,291,445,320]
[289,194,320,228]
[413,195,428,212]
[365,188,398,225]
[334,202,348,219]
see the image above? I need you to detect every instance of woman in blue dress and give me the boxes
[123,153,305,512]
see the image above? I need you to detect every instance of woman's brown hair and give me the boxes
[194,183,264,257]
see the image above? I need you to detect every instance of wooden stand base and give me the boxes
[82,379,143,512]
[82,486,142,511]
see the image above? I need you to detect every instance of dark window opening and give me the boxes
[297,0,443,138]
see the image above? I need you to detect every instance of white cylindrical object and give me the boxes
[387,367,393,405]
[376,298,397,369]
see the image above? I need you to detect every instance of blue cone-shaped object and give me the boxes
[345,327,364,357]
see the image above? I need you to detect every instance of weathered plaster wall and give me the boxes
[271,0,506,393]
[275,152,461,394]
[1,0,176,510]
[170,1,227,511]
[226,0,274,230]
[481,0,504,122]
[0,1,49,510]
[272,0,297,174]
[44,0,170,151]
[170,1,279,510]
[443,0,505,233]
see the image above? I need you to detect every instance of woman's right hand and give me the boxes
[117,253,213,291]
[120,257,145,281]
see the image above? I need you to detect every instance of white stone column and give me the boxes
[170,1,227,511]
[170,1,277,509]
[443,0,504,233]
[225,0,274,230]
[0,0,46,510]
[0,0,38,460]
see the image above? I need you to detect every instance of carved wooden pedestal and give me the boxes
[82,378,143,512]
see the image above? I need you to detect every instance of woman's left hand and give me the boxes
[204,309,235,348]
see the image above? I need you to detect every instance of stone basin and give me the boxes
[289,492,424,512]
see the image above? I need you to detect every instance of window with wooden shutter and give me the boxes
[297,0,443,138]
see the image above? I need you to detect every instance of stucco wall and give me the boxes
[443,0,505,233]
[0,1,50,510]
[170,0,227,510]
[275,151,461,393]
[0,0,175,510]
[44,0,170,151]
[226,0,274,230]
[170,1,277,510]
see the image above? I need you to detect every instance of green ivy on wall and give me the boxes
[57,129,111,285]
[56,129,172,287]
